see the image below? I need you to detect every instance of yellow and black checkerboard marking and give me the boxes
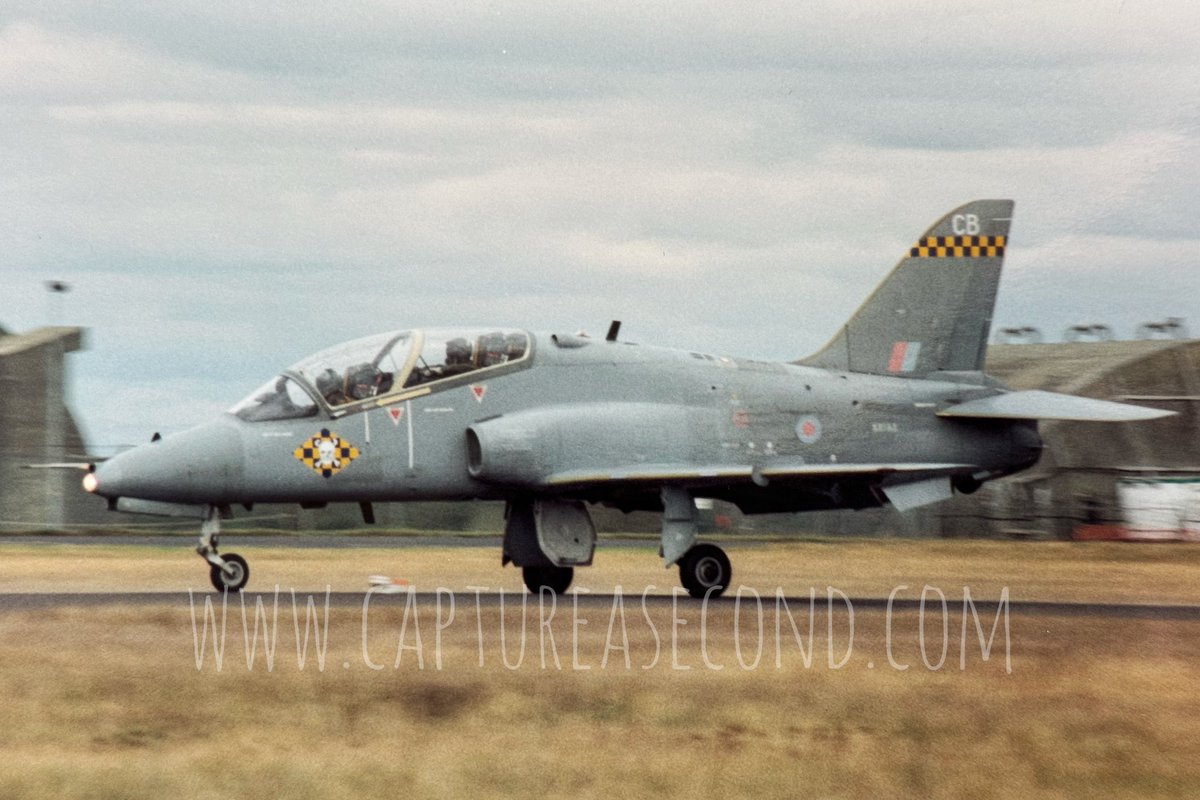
[909,235,1005,258]
[294,429,361,478]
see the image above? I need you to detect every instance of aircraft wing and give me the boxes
[544,461,972,488]
[937,390,1172,422]
[757,462,970,479]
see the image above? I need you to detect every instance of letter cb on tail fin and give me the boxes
[802,199,1014,378]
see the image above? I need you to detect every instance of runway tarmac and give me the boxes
[0,534,706,550]
[0,534,506,548]
[3,591,1199,619]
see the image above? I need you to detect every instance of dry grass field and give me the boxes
[3,536,1200,798]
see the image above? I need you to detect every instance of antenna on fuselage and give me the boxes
[606,320,621,342]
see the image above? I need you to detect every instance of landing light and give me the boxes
[82,473,99,494]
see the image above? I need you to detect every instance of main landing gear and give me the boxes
[505,495,732,599]
[661,487,732,599]
[197,505,250,593]
[519,545,732,599]
[677,543,732,599]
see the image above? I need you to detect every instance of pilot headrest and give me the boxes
[345,363,382,398]
[445,338,472,364]
[315,368,341,395]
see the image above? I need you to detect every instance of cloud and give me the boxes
[1,5,1199,445]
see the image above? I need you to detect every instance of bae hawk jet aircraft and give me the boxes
[81,200,1170,596]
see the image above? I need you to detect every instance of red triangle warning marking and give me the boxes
[471,385,487,403]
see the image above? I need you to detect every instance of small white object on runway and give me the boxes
[367,575,413,594]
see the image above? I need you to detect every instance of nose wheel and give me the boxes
[209,552,250,592]
[678,543,731,599]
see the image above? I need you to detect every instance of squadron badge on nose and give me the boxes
[294,429,361,477]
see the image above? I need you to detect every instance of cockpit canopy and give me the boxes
[230,329,530,422]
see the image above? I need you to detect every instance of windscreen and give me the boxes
[229,376,319,422]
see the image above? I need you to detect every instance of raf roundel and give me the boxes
[294,429,361,478]
[796,415,822,445]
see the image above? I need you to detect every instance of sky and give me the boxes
[3,1,1199,453]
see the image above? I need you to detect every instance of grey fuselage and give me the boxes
[90,331,1042,516]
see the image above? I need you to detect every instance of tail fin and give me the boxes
[802,199,1014,378]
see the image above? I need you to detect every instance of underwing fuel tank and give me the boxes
[87,418,246,505]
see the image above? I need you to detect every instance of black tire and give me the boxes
[209,553,250,593]
[953,475,982,495]
[679,543,731,599]
[522,565,574,595]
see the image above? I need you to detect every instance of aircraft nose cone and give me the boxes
[89,418,245,504]
[88,459,122,497]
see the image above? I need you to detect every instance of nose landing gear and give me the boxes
[197,505,250,593]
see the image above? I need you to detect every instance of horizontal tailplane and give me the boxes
[937,390,1173,422]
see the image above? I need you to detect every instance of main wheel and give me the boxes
[522,565,574,595]
[952,475,982,495]
[209,553,250,593]
[679,543,731,599]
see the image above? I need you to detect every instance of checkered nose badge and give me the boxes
[294,429,361,478]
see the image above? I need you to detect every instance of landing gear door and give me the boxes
[535,500,596,567]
